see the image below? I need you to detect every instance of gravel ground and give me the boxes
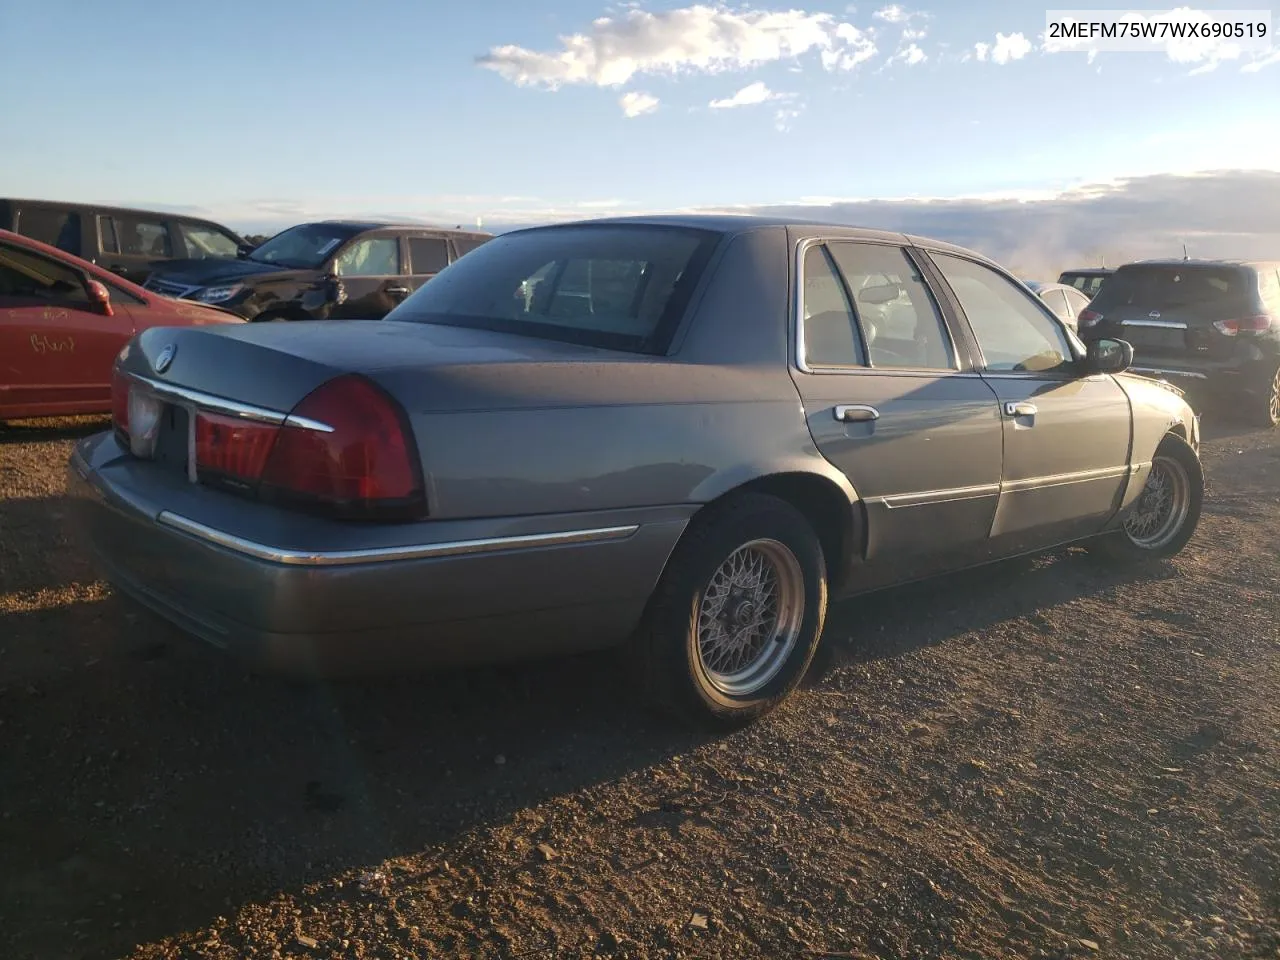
[0,414,1277,960]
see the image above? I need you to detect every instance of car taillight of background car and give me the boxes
[1213,315,1275,337]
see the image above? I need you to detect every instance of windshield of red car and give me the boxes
[386,224,722,354]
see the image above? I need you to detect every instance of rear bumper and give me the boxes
[1126,352,1279,398]
[68,435,690,677]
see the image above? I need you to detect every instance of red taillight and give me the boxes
[194,412,279,486]
[259,375,424,519]
[1213,315,1273,337]
[1078,309,1103,329]
[111,366,130,436]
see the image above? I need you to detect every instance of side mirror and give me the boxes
[86,279,114,317]
[1085,336,1132,375]
[236,243,255,259]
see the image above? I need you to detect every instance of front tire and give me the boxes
[629,493,828,729]
[1088,434,1203,562]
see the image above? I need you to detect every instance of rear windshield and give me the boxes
[1093,265,1253,310]
[386,225,721,354]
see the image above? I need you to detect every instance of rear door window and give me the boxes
[113,216,174,258]
[15,208,82,255]
[408,236,450,275]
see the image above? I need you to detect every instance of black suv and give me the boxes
[1078,259,1280,426]
[0,198,247,285]
[143,220,492,322]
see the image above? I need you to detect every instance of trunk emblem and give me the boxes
[1148,311,1161,319]
[154,344,178,374]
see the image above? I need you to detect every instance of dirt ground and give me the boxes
[1,414,1276,960]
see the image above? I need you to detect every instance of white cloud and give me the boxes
[709,81,781,108]
[619,91,659,117]
[888,43,927,66]
[872,3,907,22]
[476,5,878,89]
[901,25,926,41]
[1242,49,1280,72]
[774,104,803,131]
[974,32,1031,64]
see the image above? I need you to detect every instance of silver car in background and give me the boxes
[1024,280,1094,330]
[70,216,1203,728]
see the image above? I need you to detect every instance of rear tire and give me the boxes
[1247,365,1280,428]
[628,493,828,730]
[1088,434,1203,562]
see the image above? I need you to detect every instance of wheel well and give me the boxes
[1167,421,1188,441]
[714,472,862,588]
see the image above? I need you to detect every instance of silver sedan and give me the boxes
[70,216,1203,728]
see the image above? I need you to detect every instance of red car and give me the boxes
[0,229,242,420]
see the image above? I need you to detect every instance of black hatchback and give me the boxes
[1078,259,1280,426]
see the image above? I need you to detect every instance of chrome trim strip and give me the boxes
[870,483,1001,509]
[1121,319,1187,329]
[869,464,1141,508]
[1131,367,1208,380]
[1002,465,1130,493]
[124,373,334,432]
[154,512,641,566]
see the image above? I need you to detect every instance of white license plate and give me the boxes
[127,388,164,458]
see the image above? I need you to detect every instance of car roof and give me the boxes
[1059,267,1113,275]
[1122,258,1274,270]
[314,219,493,238]
[505,213,997,264]
[1,197,242,234]
[0,228,153,296]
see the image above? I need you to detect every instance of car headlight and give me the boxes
[193,284,243,304]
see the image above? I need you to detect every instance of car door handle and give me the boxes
[834,404,880,423]
[1004,401,1037,417]
[386,285,410,296]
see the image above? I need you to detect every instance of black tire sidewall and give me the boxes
[637,493,828,727]
[1117,435,1204,559]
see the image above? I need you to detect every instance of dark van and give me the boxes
[0,198,247,286]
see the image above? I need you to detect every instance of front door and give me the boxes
[926,252,1133,549]
[0,240,135,415]
[325,233,409,320]
[788,240,1004,590]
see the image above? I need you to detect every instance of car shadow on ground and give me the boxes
[0,416,108,445]
[0,512,1182,958]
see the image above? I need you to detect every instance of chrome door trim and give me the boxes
[834,404,880,422]
[867,463,1144,509]
[867,483,1001,509]
[1131,367,1207,380]
[1000,464,1133,493]
[155,512,640,566]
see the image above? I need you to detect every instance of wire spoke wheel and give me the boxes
[1123,454,1192,550]
[695,538,805,697]
[1268,368,1280,425]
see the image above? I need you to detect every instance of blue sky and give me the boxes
[1,0,1277,231]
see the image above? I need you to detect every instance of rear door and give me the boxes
[1087,264,1256,365]
[0,239,135,414]
[325,231,405,319]
[97,212,176,283]
[404,233,451,297]
[788,239,1004,586]
[12,204,84,257]
[925,251,1132,549]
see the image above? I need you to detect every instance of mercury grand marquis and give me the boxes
[69,216,1204,728]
